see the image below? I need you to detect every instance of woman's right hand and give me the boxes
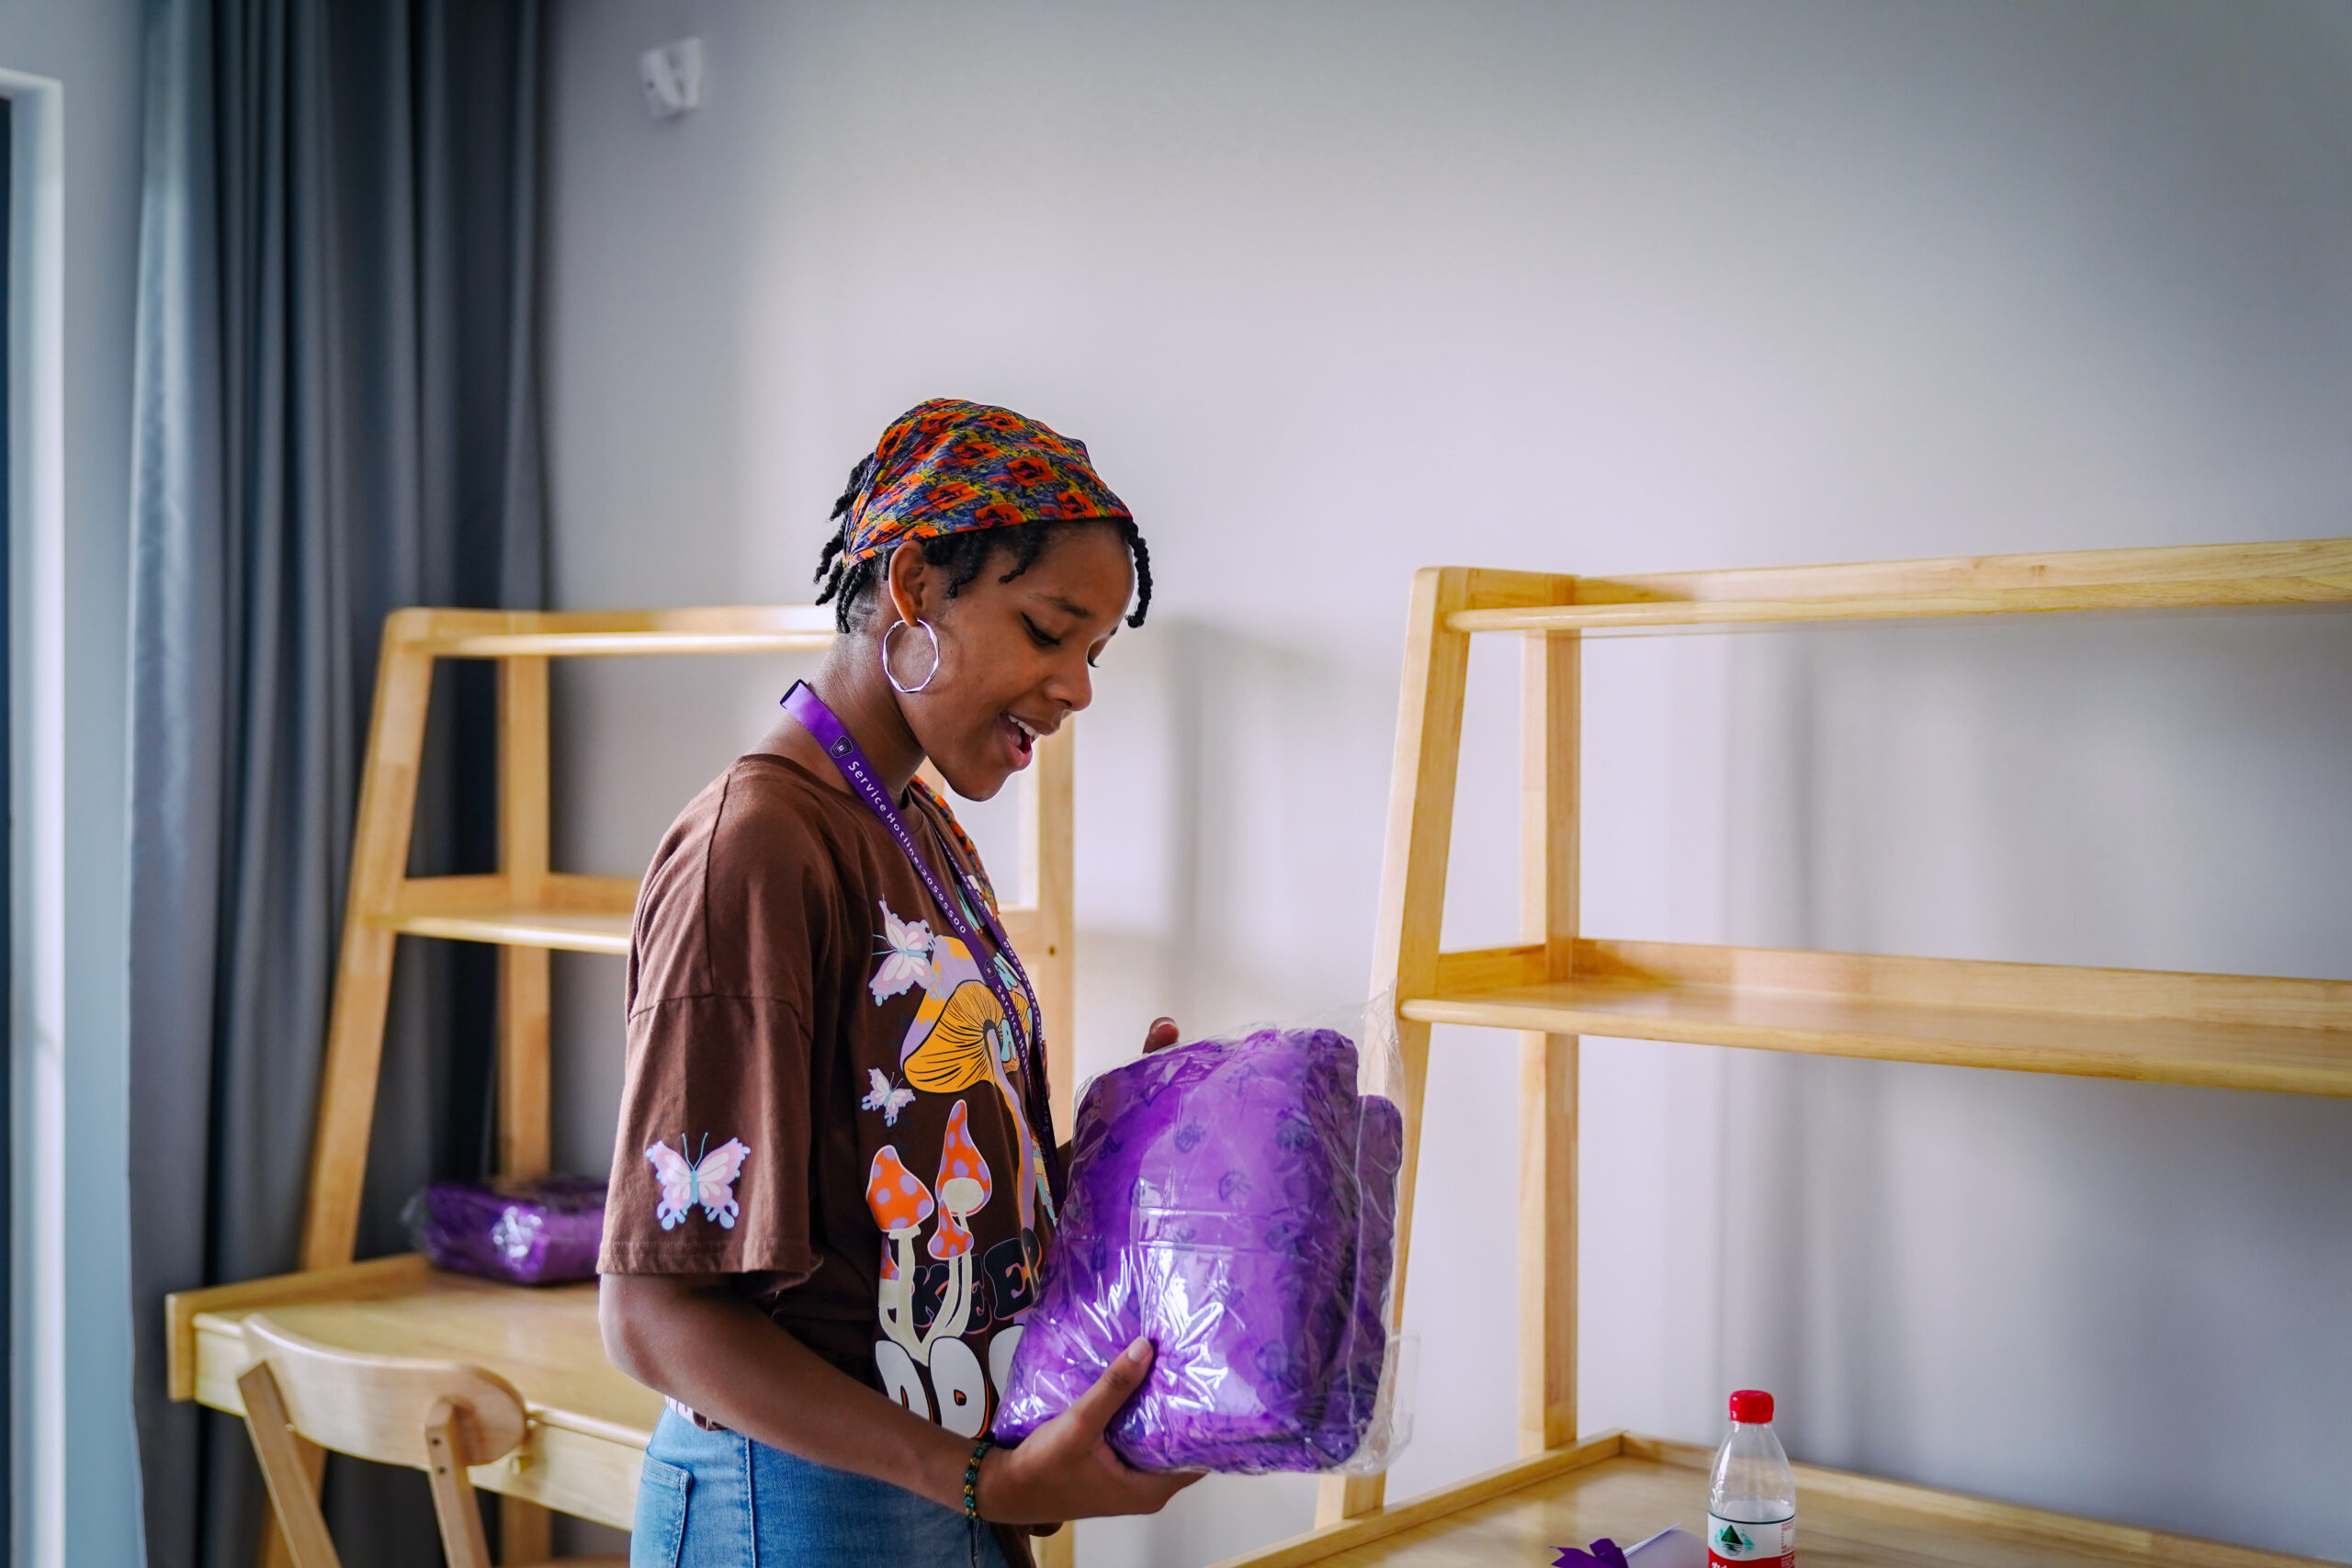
[976,1337,1204,1523]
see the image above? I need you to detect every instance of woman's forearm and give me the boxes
[599,1273,971,1510]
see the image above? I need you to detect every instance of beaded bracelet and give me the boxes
[962,1436,995,1522]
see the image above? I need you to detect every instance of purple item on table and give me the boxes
[991,1027,1401,1472]
[404,1176,606,1285]
[1554,1542,1631,1568]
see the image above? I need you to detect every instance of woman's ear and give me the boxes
[882,540,933,629]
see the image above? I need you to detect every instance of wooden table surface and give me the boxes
[1221,1437,2323,1568]
[171,1255,659,1531]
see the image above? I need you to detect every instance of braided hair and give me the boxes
[813,454,1155,634]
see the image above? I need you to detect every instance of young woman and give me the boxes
[599,400,1198,1567]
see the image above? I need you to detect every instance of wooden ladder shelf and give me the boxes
[1217,539,2352,1568]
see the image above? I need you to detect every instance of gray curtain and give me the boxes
[126,3,545,1566]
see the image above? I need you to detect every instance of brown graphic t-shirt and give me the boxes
[600,752,1057,1450]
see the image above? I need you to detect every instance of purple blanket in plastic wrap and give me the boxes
[405,1175,606,1285]
[992,1027,1403,1472]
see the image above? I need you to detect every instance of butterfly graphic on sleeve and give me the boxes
[861,1068,917,1126]
[645,1134,752,1230]
[869,900,939,1004]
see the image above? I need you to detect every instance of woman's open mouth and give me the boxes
[1000,711,1039,767]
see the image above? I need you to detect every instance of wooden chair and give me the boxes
[235,1314,628,1568]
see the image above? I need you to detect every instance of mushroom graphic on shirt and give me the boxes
[865,1145,934,1371]
[922,1100,992,1347]
[922,1100,995,1437]
[902,966,1046,1233]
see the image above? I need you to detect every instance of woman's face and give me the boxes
[885,524,1136,801]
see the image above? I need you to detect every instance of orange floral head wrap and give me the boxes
[842,398,1133,567]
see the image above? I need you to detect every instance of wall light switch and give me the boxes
[639,37,704,120]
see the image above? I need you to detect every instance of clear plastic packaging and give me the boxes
[401,1175,606,1286]
[991,999,1415,1473]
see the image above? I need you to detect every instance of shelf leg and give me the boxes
[300,629,435,1269]
[1520,620,1579,1455]
[1032,725,1077,1132]
[497,945,552,1179]
[496,656,553,1179]
[1317,568,1476,1528]
[1032,1526,1076,1568]
[1519,1032,1577,1454]
[500,1495,553,1563]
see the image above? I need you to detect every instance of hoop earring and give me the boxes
[882,617,943,694]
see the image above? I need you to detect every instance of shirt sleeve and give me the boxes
[598,770,842,1281]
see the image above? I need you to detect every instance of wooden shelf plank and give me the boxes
[1213,1432,2325,1567]
[171,1258,658,1531]
[1403,980,2352,1096]
[1444,537,2352,633]
[390,604,839,658]
[1405,942,2352,1098]
[377,894,1054,961]
[1450,580,2352,633]
[425,629,836,657]
[368,908,633,955]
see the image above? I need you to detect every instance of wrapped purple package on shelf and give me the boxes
[402,1175,606,1286]
[992,1018,1411,1473]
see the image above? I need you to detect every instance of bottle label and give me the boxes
[1706,1512,1794,1566]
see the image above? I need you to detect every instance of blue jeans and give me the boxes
[631,1407,1018,1568]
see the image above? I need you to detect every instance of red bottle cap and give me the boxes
[1729,1389,1774,1424]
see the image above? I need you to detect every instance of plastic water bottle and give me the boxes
[1706,1389,1795,1565]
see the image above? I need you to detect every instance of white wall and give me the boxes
[542,4,2352,1562]
[0,2,145,1565]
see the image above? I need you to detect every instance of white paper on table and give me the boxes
[1623,1526,1706,1568]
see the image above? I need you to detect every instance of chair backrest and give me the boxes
[237,1314,533,1568]
[242,1314,529,1467]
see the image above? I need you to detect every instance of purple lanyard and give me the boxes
[781,682,1066,1207]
